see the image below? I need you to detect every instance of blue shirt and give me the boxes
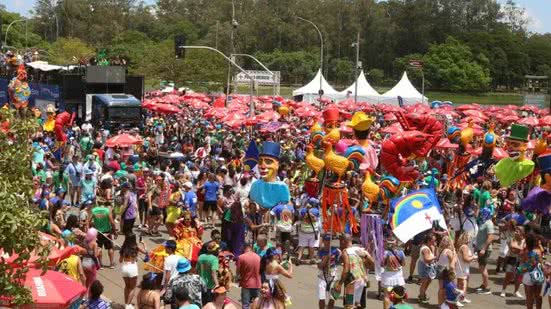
[65,162,83,185]
[502,213,528,225]
[184,191,198,215]
[203,181,220,202]
[445,280,459,301]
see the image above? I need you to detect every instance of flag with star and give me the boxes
[389,188,447,242]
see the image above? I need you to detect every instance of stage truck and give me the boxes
[0,63,144,129]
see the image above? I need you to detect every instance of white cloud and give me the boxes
[525,8,545,32]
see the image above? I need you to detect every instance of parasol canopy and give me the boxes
[435,138,458,149]
[105,133,142,148]
[518,116,540,126]
[19,269,86,309]
[470,147,509,160]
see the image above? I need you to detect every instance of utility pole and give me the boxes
[353,32,360,106]
[297,17,324,103]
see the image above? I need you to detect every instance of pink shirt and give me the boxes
[237,251,261,289]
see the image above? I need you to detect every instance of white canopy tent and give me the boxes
[338,70,380,101]
[293,69,339,103]
[379,72,428,106]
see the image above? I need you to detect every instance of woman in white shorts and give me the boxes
[119,233,147,308]
[455,232,476,303]
[381,238,406,309]
[296,207,320,264]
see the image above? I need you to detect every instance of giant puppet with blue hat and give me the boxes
[521,152,551,214]
[495,124,535,187]
[249,141,291,209]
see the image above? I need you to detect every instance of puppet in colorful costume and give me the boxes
[8,64,31,110]
[455,122,499,183]
[495,124,535,187]
[521,153,551,214]
[361,170,401,216]
[446,122,475,189]
[347,111,378,171]
[54,111,76,143]
[250,141,290,209]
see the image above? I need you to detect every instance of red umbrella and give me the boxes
[340,122,353,134]
[381,122,404,134]
[435,138,458,149]
[257,102,274,110]
[461,116,485,124]
[457,122,484,136]
[222,112,246,122]
[518,116,540,126]
[105,133,142,148]
[504,104,519,111]
[257,111,280,122]
[463,110,488,119]
[456,104,480,111]
[384,113,397,121]
[151,103,181,114]
[470,147,509,160]
[540,115,551,126]
[433,109,458,117]
[500,115,519,123]
[19,269,86,308]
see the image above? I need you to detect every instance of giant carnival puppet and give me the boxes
[7,64,31,112]
[521,152,551,215]
[495,124,535,187]
[380,111,444,182]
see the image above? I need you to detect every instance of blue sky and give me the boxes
[2,0,550,34]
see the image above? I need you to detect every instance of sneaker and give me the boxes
[462,298,471,304]
[456,301,464,307]
[406,275,414,283]
[418,296,430,304]
[514,291,524,299]
[477,288,491,295]
[500,291,506,297]
[475,285,485,292]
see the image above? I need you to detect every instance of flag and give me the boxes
[243,140,259,172]
[389,188,447,243]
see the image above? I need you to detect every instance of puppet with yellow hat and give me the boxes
[347,111,378,171]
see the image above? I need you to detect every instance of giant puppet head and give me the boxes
[258,141,281,182]
[348,111,374,140]
[322,108,341,144]
[505,124,529,158]
[8,65,31,109]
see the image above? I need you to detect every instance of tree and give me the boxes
[329,58,354,87]
[423,37,491,92]
[0,109,49,305]
[366,68,384,86]
[46,37,95,65]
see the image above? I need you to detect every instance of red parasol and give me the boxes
[380,122,404,134]
[503,104,519,111]
[518,116,540,126]
[19,269,86,308]
[540,115,551,126]
[461,116,485,124]
[257,110,280,122]
[457,122,484,136]
[339,122,353,134]
[470,147,509,160]
[435,138,458,149]
[222,112,246,123]
[433,108,458,117]
[384,113,398,121]
[463,109,488,119]
[456,104,480,111]
[499,114,520,123]
[151,103,181,114]
[2,232,82,268]
[105,133,142,148]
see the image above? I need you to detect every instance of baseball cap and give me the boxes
[322,234,332,241]
[213,286,227,294]
[176,257,191,273]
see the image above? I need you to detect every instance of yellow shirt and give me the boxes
[57,255,80,282]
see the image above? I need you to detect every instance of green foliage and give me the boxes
[255,49,319,84]
[0,110,49,305]
[366,68,385,86]
[329,58,354,87]
[423,37,491,92]
[46,37,95,65]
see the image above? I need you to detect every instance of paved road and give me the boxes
[98,226,529,309]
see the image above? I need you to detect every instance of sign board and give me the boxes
[234,70,280,86]
[523,94,550,108]
[409,60,423,68]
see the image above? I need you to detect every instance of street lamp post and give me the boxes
[296,16,324,102]
[231,53,277,99]
[351,32,360,106]
[178,46,255,114]
[4,19,28,48]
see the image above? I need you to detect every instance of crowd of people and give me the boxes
[26,89,551,309]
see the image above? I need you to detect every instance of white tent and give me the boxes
[379,72,428,106]
[340,70,380,97]
[293,69,339,103]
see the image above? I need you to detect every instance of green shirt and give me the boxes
[475,220,495,251]
[197,254,219,289]
[424,176,440,188]
[478,190,492,209]
[391,304,414,309]
[91,206,111,233]
[53,171,70,191]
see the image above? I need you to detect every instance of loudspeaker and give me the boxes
[175,35,186,59]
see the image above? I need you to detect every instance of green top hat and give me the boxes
[508,124,529,142]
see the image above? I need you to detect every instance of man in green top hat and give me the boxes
[505,124,529,157]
